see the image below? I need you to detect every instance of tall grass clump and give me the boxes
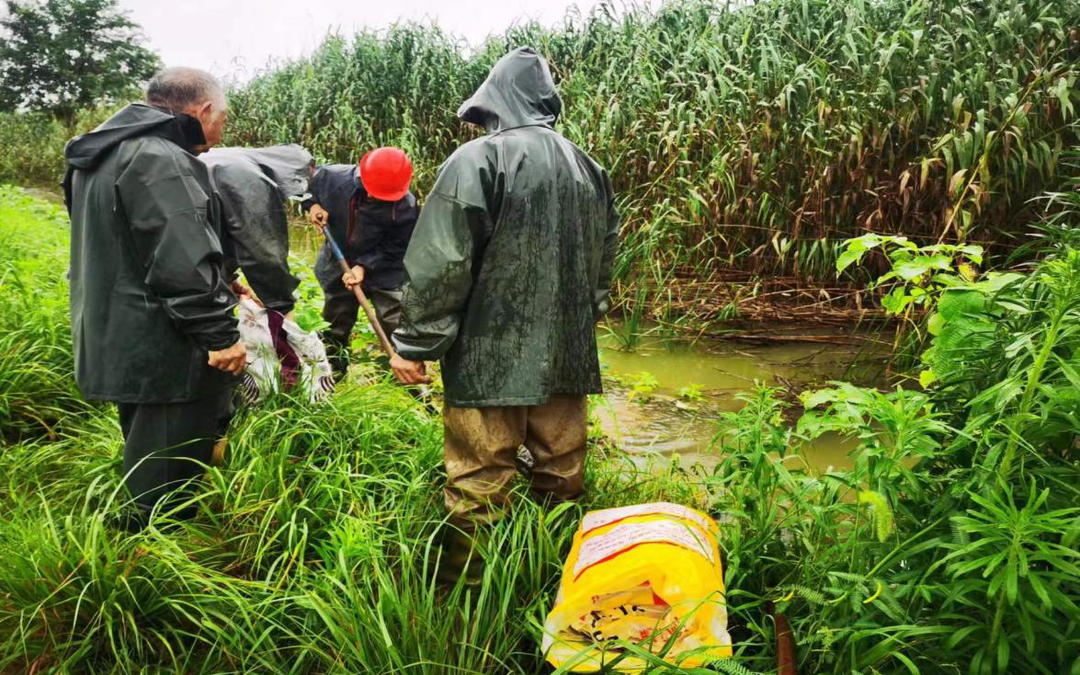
[0,186,95,439]
[225,0,1080,317]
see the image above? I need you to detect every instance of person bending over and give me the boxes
[201,144,315,319]
[304,147,419,380]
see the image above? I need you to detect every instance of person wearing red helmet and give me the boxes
[303,147,419,380]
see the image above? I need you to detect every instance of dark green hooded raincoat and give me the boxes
[392,47,620,407]
[64,103,239,404]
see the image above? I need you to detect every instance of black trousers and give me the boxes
[321,284,403,379]
[117,388,234,522]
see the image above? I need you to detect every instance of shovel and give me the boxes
[321,227,397,359]
[320,227,436,406]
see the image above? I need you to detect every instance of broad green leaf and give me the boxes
[938,289,986,319]
[882,287,912,314]
[894,260,931,280]
[836,248,864,274]
[801,388,841,409]
[927,312,945,336]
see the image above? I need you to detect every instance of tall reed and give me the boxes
[224,0,1079,303]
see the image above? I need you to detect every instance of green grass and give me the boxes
[0,189,95,440]
[0,177,1078,675]
[0,106,119,188]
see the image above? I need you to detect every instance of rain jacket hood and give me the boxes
[65,103,205,170]
[457,46,562,132]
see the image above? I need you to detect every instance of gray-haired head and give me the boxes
[145,67,225,112]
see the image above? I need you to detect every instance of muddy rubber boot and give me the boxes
[436,527,487,586]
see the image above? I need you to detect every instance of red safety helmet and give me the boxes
[359,147,413,202]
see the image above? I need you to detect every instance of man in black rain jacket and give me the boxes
[303,150,419,380]
[201,144,314,316]
[63,67,245,528]
[390,48,620,542]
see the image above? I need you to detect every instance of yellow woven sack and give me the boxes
[541,502,732,671]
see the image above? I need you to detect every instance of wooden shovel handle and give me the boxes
[337,258,397,359]
[768,602,797,675]
[775,611,797,675]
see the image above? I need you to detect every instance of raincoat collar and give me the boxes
[64,102,206,171]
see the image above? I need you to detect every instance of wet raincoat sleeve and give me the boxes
[215,191,241,283]
[117,142,239,352]
[303,165,343,217]
[301,167,327,213]
[221,203,298,313]
[595,171,620,320]
[392,150,494,362]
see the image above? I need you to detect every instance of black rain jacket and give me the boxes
[201,145,313,313]
[63,103,238,403]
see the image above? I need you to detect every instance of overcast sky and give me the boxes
[118,0,642,82]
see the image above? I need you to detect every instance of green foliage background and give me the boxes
[222,0,1080,291]
[2,0,1077,303]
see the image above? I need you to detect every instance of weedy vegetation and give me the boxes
[0,150,1077,674]
[0,0,1078,672]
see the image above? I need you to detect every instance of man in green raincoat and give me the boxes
[63,68,244,529]
[390,48,620,538]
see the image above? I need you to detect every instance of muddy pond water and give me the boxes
[593,327,888,472]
